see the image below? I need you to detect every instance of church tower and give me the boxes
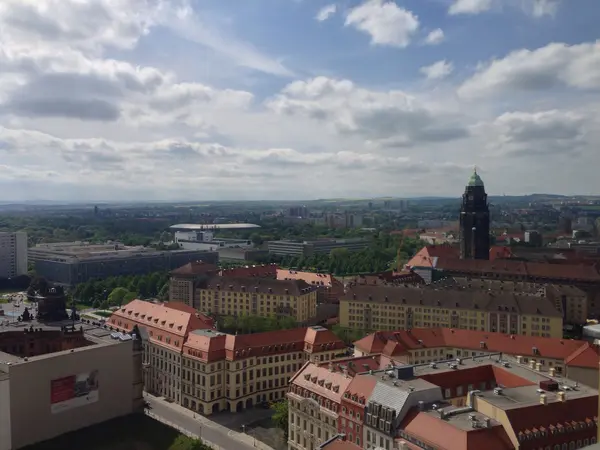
[459,169,490,260]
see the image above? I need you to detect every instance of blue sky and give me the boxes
[0,0,599,201]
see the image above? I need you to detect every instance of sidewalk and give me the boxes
[144,392,276,450]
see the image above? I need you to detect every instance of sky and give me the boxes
[1,0,600,202]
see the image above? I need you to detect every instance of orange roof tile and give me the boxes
[171,261,218,277]
[320,439,362,450]
[290,362,353,403]
[399,410,514,450]
[277,269,335,287]
[354,328,594,367]
[109,299,214,351]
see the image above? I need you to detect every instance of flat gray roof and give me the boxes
[171,223,260,230]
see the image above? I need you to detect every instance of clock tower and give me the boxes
[459,169,490,260]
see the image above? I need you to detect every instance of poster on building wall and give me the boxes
[50,370,99,414]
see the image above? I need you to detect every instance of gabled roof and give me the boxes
[354,328,596,368]
[205,275,317,296]
[277,269,334,287]
[171,261,218,277]
[290,362,353,403]
[341,284,561,317]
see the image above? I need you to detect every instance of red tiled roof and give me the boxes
[220,264,278,278]
[343,373,378,400]
[319,355,381,376]
[354,328,596,368]
[290,362,353,404]
[320,439,362,450]
[171,261,218,277]
[399,409,513,450]
[564,342,600,368]
[109,299,214,351]
[505,396,598,436]
[185,326,345,361]
[435,257,600,282]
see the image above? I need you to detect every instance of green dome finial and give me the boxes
[468,166,484,187]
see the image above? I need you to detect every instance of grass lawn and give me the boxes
[23,414,185,450]
[95,310,113,318]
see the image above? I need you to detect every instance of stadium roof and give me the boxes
[170,223,261,230]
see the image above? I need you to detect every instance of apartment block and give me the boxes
[109,301,345,416]
[289,354,599,450]
[353,327,600,389]
[0,231,27,279]
[277,269,345,304]
[340,284,564,338]
[195,276,318,323]
[434,277,591,325]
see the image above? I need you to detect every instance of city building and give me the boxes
[108,300,345,416]
[0,319,143,450]
[267,239,369,258]
[459,169,490,260]
[217,247,269,262]
[195,276,319,323]
[429,277,590,325]
[288,361,354,450]
[108,299,214,402]
[0,231,27,279]
[169,261,219,306]
[277,269,345,304]
[173,229,253,252]
[353,327,600,389]
[406,245,600,287]
[339,284,563,338]
[290,352,599,450]
[29,241,218,285]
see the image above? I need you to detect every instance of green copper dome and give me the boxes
[468,169,484,187]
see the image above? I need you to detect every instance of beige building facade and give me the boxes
[340,284,564,338]
[0,327,142,450]
[110,301,345,416]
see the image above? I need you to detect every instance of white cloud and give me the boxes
[420,60,454,80]
[531,0,560,17]
[424,29,445,45]
[316,4,337,22]
[345,0,419,48]
[0,0,598,200]
[448,0,493,15]
[458,41,600,99]
[476,109,589,156]
[266,76,468,147]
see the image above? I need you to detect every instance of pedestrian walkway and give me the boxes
[144,393,276,450]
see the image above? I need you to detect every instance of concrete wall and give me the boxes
[567,366,599,390]
[0,372,11,450]
[8,340,135,449]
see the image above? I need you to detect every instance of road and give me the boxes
[145,395,263,450]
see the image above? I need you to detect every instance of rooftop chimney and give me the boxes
[539,394,547,405]
[557,391,566,402]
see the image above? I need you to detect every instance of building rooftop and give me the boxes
[407,246,600,282]
[0,318,126,366]
[277,269,335,288]
[354,327,600,369]
[204,275,317,296]
[341,284,562,317]
[170,223,261,230]
[170,261,218,277]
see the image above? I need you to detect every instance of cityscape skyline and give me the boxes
[0,0,599,201]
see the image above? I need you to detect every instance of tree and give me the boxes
[107,287,129,307]
[270,400,289,438]
[168,435,212,450]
